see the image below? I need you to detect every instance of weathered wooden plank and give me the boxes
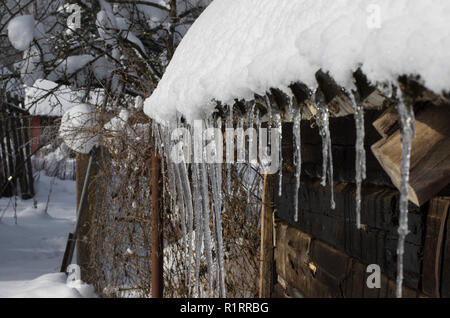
[274,220,422,298]
[75,152,96,280]
[423,198,444,296]
[259,173,275,298]
[372,104,450,206]
[422,197,450,297]
[275,175,424,290]
[373,106,399,139]
[442,197,450,298]
[273,221,311,296]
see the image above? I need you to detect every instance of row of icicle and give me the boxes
[151,86,414,298]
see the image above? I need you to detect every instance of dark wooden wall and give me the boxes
[271,113,450,298]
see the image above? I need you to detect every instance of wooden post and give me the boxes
[75,152,93,280]
[259,173,275,298]
[23,115,35,196]
[151,154,164,298]
[61,148,97,275]
[31,116,41,154]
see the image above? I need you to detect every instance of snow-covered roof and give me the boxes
[144,0,450,124]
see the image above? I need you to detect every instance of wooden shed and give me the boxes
[258,74,450,298]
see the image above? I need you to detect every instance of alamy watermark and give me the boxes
[366,264,381,289]
[66,264,81,284]
[65,3,82,33]
[63,2,381,32]
[169,120,281,174]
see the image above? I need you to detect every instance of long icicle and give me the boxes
[293,106,302,222]
[210,162,226,297]
[210,118,226,297]
[275,111,283,197]
[191,162,203,296]
[215,118,224,208]
[265,95,272,148]
[349,93,367,229]
[227,104,233,195]
[314,97,335,210]
[178,160,194,295]
[162,126,178,212]
[395,92,415,298]
[327,119,335,210]
[214,117,226,296]
[200,154,214,295]
[173,161,188,283]
[247,102,256,204]
[206,128,221,298]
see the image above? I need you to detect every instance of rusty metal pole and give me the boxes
[151,153,164,298]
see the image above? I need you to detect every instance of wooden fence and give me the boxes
[0,94,34,199]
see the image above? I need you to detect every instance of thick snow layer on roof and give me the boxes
[144,0,450,124]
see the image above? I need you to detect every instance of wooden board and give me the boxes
[422,197,450,297]
[259,173,275,298]
[275,175,424,290]
[76,152,97,281]
[422,197,450,298]
[442,198,450,298]
[372,104,450,206]
[274,220,424,298]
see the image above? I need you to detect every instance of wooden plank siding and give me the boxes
[269,110,449,297]
[274,219,425,298]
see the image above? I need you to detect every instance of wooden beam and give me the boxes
[442,198,450,298]
[422,197,450,297]
[372,106,399,138]
[274,219,425,298]
[75,152,96,280]
[315,70,354,116]
[372,103,450,206]
[259,173,275,298]
[151,154,164,298]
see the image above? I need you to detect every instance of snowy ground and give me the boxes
[0,174,95,298]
